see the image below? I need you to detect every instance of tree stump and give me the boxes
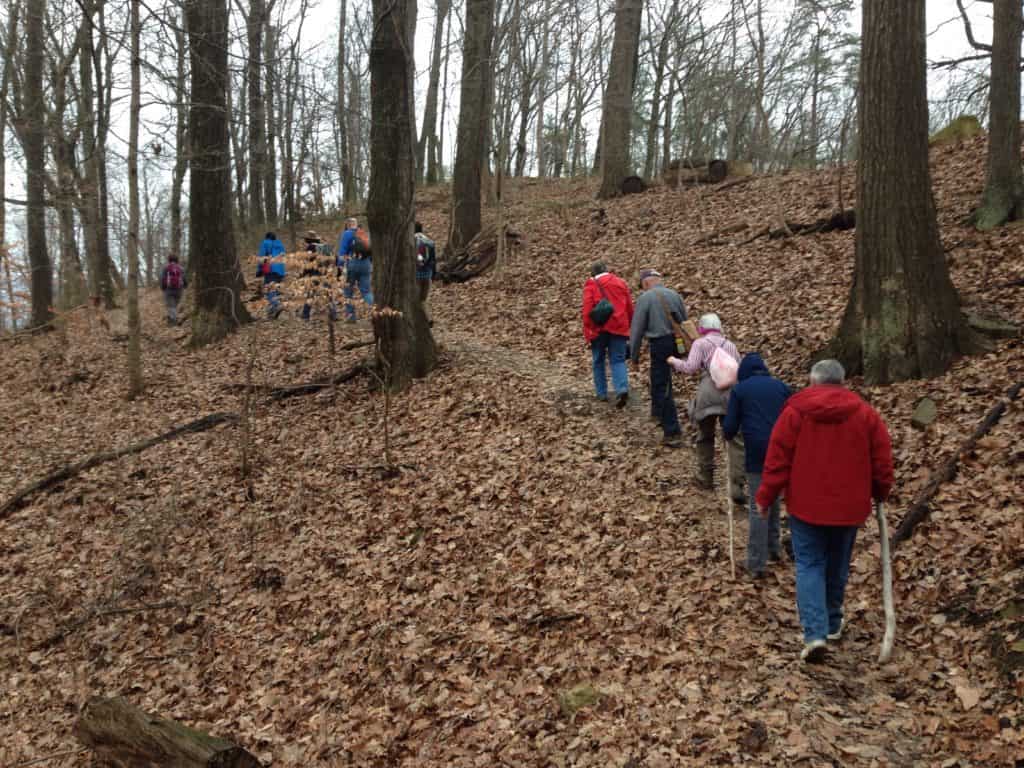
[74,697,264,767]
[620,175,647,195]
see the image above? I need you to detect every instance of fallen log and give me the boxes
[0,412,238,520]
[75,696,263,767]
[709,175,756,195]
[692,222,749,246]
[705,208,856,247]
[664,158,729,185]
[267,362,368,401]
[892,381,1022,547]
[437,224,524,283]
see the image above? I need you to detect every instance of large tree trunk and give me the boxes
[535,0,550,177]
[449,0,495,254]
[0,2,15,328]
[126,0,143,397]
[247,0,267,230]
[418,0,449,185]
[170,5,188,261]
[335,0,350,203]
[264,23,279,224]
[75,697,262,768]
[973,0,1023,231]
[828,0,977,384]
[369,0,437,389]
[185,0,251,346]
[596,0,643,199]
[25,0,53,328]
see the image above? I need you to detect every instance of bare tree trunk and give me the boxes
[264,23,279,224]
[829,0,978,383]
[127,0,143,397]
[336,0,351,202]
[535,0,550,177]
[418,0,450,184]
[369,0,437,389]
[436,15,452,183]
[0,1,16,328]
[973,0,1023,230]
[185,0,251,346]
[597,0,643,199]
[96,1,122,296]
[449,0,496,254]
[25,0,52,328]
[247,0,267,230]
[170,5,188,260]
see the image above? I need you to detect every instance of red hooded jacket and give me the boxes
[582,273,635,342]
[755,385,894,527]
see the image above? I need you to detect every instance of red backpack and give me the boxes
[351,227,371,256]
[164,262,184,290]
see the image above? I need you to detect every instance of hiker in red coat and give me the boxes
[756,359,894,664]
[582,262,634,407]
[159,253,187,326]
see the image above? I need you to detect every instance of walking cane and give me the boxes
[876,501,895,662]
[724,442,736,579]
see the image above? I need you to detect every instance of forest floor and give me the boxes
[1,136,1023,767]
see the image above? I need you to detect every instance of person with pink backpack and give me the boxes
[159,253,187,326]
[667,313,745,501]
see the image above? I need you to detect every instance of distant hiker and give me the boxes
[259,231,286,258]
[582,262,634,407]
[668,313,744,501]
[304,230,323,254]
[629,268,687,447]
[756,359,894,663]
[299,254,323,321]
[159,253,186,326]
[414,222,437,305]
[723,353,792,578]
[337,217,373,322]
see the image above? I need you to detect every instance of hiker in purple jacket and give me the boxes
[159,254,187,325]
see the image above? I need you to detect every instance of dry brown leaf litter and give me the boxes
[0,136,1022,766]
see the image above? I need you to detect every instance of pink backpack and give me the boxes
[709,344,739,389]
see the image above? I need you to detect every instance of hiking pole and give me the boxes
[724,441,736,579]
[876,501,895,663]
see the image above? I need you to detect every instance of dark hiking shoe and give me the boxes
[662,434,684,449]
[801,640,828,664]
[827,619,845,642]
[615,392,629,409]
[731,493,748,506]
[595,394,608,402]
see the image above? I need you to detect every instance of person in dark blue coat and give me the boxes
[723,353,792,578]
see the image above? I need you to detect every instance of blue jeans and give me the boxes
[343,258,374,319]
[789,516,858,642]
[648,335,681,436]
[591,332,629,399]
[746,473,781,573]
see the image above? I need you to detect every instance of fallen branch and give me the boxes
[692,222,749,246]
[36,600,186,651]
[75,697,263,767]
[709,175,756,195]
[524,612,584,629]
[706,209,856,248]
[892,382,1023,547]
[0,413,239,520]
[268,362,369,401]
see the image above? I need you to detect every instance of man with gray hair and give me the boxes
[756,359,894,663]
[629,268,688,447]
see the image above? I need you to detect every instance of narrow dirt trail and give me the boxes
[436,320,931,764]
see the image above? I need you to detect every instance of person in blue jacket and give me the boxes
[259,232,286,257]
[336,217,373,322]
[258,232,287,283]
[723,353,792,578]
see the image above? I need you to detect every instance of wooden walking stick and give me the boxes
[876,501,895,662]
[724,441,736,579]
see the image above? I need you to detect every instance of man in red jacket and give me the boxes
[582,262,635,407]
[756,359,894,663]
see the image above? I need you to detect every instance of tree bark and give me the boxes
[247,0,267,230]
[828,0,977,384]
[0,1,15,328]
[264,22,279,224]
[336,0,350,203]
[185,0,251,347]
[418,0,450,184]
[973,0,1023,231]
[24,0,53,328]
[170,5,188,261]
[369,0,437,389]
[597,0,643,199]
[449,0,495,254]
[74,697,263,768]
[126,0,143,397]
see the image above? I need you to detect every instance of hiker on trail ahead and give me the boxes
[337,217,374,322]
[756,359,893,664]
[414,222,437,316]
[629,268,686,447]
[723,353,792,579]
[668,313,744,502]
[159,254,186,326]
[582,262,634,407]
[259,231,286,258]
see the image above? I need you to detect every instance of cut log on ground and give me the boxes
[437,224,524,283]
[0,412,238,520]
[664,158,729,185]
[620,175,647,195]
[75,696,263,767]
[892,381,1022,547]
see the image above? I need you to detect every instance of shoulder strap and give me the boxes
[592,276,611,301]
[654,289,682,334]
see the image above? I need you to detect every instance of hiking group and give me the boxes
[583,264,894,664]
